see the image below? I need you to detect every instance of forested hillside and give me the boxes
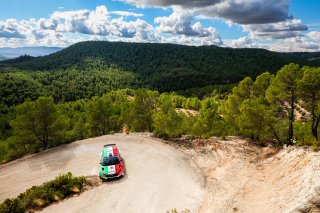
[0,42,320,163]
[1,64,319,163]
[2,41,320,92]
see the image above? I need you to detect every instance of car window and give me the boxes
[101,156,120,166]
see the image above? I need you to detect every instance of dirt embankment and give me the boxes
[170,136,320,213]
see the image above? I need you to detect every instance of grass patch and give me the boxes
[0,172,84,213]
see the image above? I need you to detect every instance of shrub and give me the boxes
[0,198,24,213]
[0,172,84,212]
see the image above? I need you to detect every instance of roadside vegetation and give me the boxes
[0,172,84,213]
[0,63,319,163]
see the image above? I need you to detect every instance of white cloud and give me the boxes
[121,0,313,51]
[307,31,320,42]
[0,3,316,52]
[268,37,319,52]
[225,37,265,49]
[195,15,212,20]
[243,19,308,40]
[38,18,59,30]
[52,9,91,20]
[0,6,159,47]
[162,34,222,46]
[0,19,28,39]
[110,11,143,17]
[155,11,222,43]
[50,6,155,40]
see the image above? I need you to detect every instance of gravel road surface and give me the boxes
[0,134,204,213]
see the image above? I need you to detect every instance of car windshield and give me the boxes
[102,156,120,166]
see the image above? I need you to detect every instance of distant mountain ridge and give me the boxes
[0,46,63,59]
[1,41,320,91]
[0,55,7,61]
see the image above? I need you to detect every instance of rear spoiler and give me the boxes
[104,144,116,147]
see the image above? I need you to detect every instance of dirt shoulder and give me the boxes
[166,136,320,213]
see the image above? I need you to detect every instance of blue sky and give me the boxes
[0,0,319,52]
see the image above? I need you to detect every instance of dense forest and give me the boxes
[0,63,319,164]
[1,41,320,93]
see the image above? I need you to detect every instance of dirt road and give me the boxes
[2,134,320,213]
[0,134,204,213]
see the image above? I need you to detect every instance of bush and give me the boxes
[0,172,84,212]
[0,198,24,213]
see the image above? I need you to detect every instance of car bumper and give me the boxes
[100,171,124,180]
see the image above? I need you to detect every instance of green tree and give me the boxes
[252,72,274,98]
[298,66,320,140]
[72,113,89,140]
[266,63,302,144]
[10,97,63,149]
[237,98,269,140]
[221,77,253,131]
[153,98,184,139]
[128,89,158,132]
[192,98,227,137]
[87,97,113,136]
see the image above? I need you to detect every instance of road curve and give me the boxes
[0,133,204,213]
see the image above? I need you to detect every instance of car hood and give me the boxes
[100,164,118,175]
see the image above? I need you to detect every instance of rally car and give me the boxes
[99,144,125,180]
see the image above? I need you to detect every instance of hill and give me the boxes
[0,46,62,59]
[1,41,320,108]
[2,41,320,92]
[0,55,7,61]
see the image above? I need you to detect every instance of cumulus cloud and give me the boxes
[123,0,290,25]
[122,0,310,49]
[0,6,159,46]
[244,19,308,39]
[0,3,315,52]
[225,37,264,49]
[52,6,108,35]
[224,36,319,52]
[247,19,307,33]
[50,6,156,41]
[155,11,195,36]
[269,37,319,52]
[199,0,289,25]
[38,18,59,30]
[307,31,320,42]
[162,34,222,46]
[0,19,28,39]
[195,15,212,20]
[123,0,221,8]
[110,11,143,17]
[155,11,222,45]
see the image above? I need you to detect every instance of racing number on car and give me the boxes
[108,165,116,174]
